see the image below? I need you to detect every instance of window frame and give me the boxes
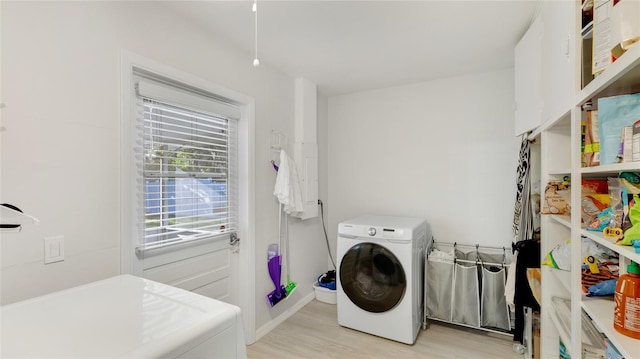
[136,81,239,251]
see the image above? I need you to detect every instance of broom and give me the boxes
[283,207,297,296]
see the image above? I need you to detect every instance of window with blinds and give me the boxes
[135,77,239,250]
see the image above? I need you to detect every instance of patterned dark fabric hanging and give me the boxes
[512,134,534,244]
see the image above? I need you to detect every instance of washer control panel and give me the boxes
[338,215,425,241]
[340,224,406,240]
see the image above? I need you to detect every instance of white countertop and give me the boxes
[1,274,244,358]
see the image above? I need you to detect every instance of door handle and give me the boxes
[230,232,240,253]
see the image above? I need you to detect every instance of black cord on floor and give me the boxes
[318,199,336,269]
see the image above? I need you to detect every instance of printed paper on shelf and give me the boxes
[622,126,633,162]
[632,119,640,162]
[593,0,613,75]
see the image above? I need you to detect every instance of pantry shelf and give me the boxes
[547,267,571,294]
[580,229,640,263]
[528,109,571,141]
[581,297,640,359]
[576,43,640,106]
[549,303,572,358]
[548,169,572,176]
[550,215,571,229]
[581,162,640,176]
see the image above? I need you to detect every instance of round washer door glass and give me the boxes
[340,242,406,313]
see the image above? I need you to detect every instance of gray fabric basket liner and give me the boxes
[480,266,511,331]
[451,262,481,327]
[425,259,454,321]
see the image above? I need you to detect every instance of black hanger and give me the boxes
[1,203,23,230]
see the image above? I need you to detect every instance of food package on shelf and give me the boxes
[582,179,609,227]
[597,93,640,166]
[581,236,619,295]
[542,237,619,294]
[603,177,625,239]
[584,109,601,167]
[543,237,617,270]
[542,180,571,215]
[605,338,624,359]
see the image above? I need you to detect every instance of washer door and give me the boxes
[340,242,406,313]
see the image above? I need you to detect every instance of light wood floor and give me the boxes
[248,300,524,359]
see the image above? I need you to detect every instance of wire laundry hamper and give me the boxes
[424,242,513,334]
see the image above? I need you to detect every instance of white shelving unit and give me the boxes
[548,267,571,294]
[550,297,572,356]
[568,7,640,357]
[524,1,640,358]
[582,297,638,359]
[535,111,573,359]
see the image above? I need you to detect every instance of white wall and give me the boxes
[0,1,328,337]
[327,69,519,254]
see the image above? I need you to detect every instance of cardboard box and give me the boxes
[611,0,640,61]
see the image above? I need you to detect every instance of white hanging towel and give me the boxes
[273,149,304,216]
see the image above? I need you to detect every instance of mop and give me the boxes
[266,246,287,306]
[272,149,301,298]
[266,203,287,307]
[283,208,297,296]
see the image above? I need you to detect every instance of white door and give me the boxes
[135,236,240,305]
[120,53,255,340]
[129,78,242,306]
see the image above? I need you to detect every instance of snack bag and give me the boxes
[621,173,640,232]
[542,239,571,271]
[582,195,609,227]
[588,207,613,232]
[582,261,619,294]
[622,194,640,245]
[542,181,571,215]
[608,178,624,238]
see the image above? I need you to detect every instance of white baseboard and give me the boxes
[254,291,316,341]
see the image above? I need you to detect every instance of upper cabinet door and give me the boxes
[541,0,576,124]
[515,15,543,137]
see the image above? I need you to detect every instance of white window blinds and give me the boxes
[134,78,239,250]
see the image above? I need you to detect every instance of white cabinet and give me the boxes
[515,1,577,137]
[515,14,543,137]
[540,0,577,125]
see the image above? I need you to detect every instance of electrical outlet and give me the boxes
[44,235,64,264]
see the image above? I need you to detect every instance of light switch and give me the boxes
[44,235,64,264]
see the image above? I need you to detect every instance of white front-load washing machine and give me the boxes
[337,215,430,345]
